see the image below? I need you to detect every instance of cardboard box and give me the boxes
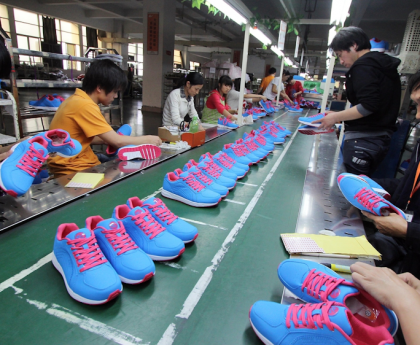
[181,130,206,148]
[158,127,181,142]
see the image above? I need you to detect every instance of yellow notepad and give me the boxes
[280,233,381,260]
[65,173,105,189]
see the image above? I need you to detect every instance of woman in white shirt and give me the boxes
[162,72,204,128]
[227,78,267,110]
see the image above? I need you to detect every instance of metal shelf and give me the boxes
[3,79,83,88]
[12,48,95,63]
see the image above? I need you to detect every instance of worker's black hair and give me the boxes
[0,38,11,79]
[329,26,371,52]
[408,71,420,94]
[83,59,127,95]
[268,67,276,75]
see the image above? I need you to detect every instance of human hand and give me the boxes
[361,211,407,238]
[262,96,267,101]
[351,262,419,311]
[311,113,337,130]
[230,115,238,121]
[198,124,204,131]
[144,135,162,146]
[228,109,238,114]
[398,272,420,295]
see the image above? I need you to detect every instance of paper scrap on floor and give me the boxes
[65,173,105,189]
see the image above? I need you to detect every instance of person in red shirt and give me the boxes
[285,76,304,104]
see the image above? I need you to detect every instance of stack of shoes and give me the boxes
[118,144,161,161]
[249,259,397,345]
[29,94,64,110]
[0,130,82,197]
[257,126,285,145]
[337,173,405,218]
[235,138,269,161]
[162,170,222,207]
[106,124,132,155]
[243,130,275,153]
[223,142,259,165]
[218,117,239,129]
[259,100,275,114]
[263,121,291,137]
[297,113,334,135]
[284,100,303,113]
[200,152,249,179]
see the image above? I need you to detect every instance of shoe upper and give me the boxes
[53,223,122,301]
[184,161,236,189]
[0,137,49,196]
[106,124,132,155]
[209,152,248,177]
[34,129,82,157]
[112,204,185,258]
[86,216,155,282]
[163,171,222,203]
[181,166,229,196]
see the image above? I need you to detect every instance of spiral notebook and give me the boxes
[280,233,381,260]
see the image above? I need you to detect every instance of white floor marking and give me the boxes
[141,187,163,201]
[179,217,228,231]
[0,253,52,294]
[223,199,246,205]
[157,124,300,345]
[236,182,258,187]
[162,262,187,270]
[24,299,147,345]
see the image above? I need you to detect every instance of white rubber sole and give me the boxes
[118,145,161,161]
[52,252,122,304]
[147,247,185,261]
[161,188,221,207]
[298,119,321,127]
[249,319,274,345]
[119,271,155,284]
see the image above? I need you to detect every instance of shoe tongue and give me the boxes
[326,284,359,304]
[97,218,121,231]
[325,305,353,336]
[179,171,190,178]
[32,142,49,157]
[142,196,157,206]
[187,166,199,173]
[66,228,92,249]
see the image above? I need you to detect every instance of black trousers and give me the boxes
[342,135,391,176]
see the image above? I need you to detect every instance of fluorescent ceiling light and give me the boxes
[270,45,284,57]
[328,26,337,46]
[330,0,352,26]
[205,0,247,25]
[250,27,272,45]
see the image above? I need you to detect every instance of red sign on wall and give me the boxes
[147,13,159,55]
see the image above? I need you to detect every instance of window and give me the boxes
[174,49,182,68]
[128,43,143,76]
[0,5,10,35]
[14,8,42,64]
[190,61,200,70]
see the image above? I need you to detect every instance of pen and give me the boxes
[321,263,352,274]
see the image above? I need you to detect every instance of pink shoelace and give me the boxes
[244,140,259,151]
[18,144,48,177]
[201,164,221,179]
[286,302,335,331]
[143,198,178,225]
[253,134,267,146]
[131,210,166,239]
[208,161,224,174]
[354,187,383,212]
[216,156,233,169]
[102,224,138,255]
[220,152,237,165]
[183,174,206,192]
[191,169,213,186]
[302,268,345,301]
[68,236,107,272]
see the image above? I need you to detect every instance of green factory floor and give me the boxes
[0,110,315,345]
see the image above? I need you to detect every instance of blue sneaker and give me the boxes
[0,136,49,197]
[106,124,132,155]
[162,171,222,207]
[183,160,236,190]
[177,166,229,197]
[370,38,387,52]
[225,143,260,164]
[32,169,49,185]
[298,113,326,127]
[29,94,62,110]
[259,125,287,140]
[52,223,122,304]
[265,121,292,136]
[118,144,161,161]
[244,131,275,152]
[34,129,82,157]
[218,117,238,129]
[222,143,253,166]
[249,300,395,345]
[298,124,334,135]
[235,138,268,160]
[337,173,406,219]
[277,258,399,336]
[339,173,391,200]
[259,100,274,113]
[257,128,285,145]
[127,196,199,243]
[85,216,155,284]
[113,204,185,260]
[187,157,238,181]
[200,152,248,179]
[213,151,250,172]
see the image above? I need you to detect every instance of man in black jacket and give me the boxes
[314,27,401,176]
[363,71,420,278]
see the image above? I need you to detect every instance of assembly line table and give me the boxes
[0,108,367,345]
